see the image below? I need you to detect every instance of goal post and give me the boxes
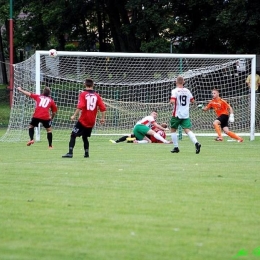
[0,51,258,142]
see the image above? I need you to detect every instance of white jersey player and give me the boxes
[169,76,201,154]
[135,115,155,128]
[171,87,194,119]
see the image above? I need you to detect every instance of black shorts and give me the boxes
[71,121,92,137]
[217,114,229,128]
[30,118,52,129]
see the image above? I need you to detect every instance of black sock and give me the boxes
[68,135,76,154]
[116,136,128,143]
[82,136,89,155]
[47,132,52,146]
[29,128,34,140]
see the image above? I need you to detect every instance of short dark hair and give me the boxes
[43,87,51,97]
[85,78,94,87]
[176,76,184,84]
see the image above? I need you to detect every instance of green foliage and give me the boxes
[216,0,260,53]
[140,38,170,53]
[0,0,260,54]
[0,84,10,127]
[0,104,10,127]
[0,137,260,259]
[65,43,77,51]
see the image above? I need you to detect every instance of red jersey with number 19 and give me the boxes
[77,90,106,128]
[30,94,57,120]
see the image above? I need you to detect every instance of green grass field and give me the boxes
[0,131,260,260]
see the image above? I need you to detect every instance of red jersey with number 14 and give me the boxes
[30,94,57,120]
[77,90,106,127]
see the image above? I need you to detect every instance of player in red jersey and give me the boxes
[149,123,168,143]
[17,86,58,148]
[62,78,106,158]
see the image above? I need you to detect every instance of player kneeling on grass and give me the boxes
[17,86,58,148]
[198,89,243,142]
[132,111,170,144]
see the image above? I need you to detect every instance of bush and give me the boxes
[65,43,78,51]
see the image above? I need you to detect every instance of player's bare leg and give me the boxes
[213,120,223,141]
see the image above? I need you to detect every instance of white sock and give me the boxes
[153,133,169,143]
[171,133,178,147]
[137,140,149,144]
[187,131,198,144]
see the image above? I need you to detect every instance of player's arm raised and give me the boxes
[17,87,31,97]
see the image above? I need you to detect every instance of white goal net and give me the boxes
[0,52,258,142]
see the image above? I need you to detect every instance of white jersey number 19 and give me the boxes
[179,95,187,106]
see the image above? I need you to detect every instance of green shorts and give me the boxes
[170,116,192,129]
[133,124,150,140]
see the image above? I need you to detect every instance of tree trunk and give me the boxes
[0,29,8,84]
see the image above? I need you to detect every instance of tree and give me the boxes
[0,0,260,55]
[171,0,228,53]
[217,0,260,54]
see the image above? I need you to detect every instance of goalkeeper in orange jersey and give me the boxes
[198,89,243,142]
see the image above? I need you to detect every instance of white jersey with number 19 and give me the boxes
[170,87,194,119]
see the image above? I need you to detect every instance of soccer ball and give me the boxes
[49,49,57,58]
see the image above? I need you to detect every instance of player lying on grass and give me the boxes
[148,123,169,143]
[17,86,58,148]
[198,89,243,142]
[109,123,169,144]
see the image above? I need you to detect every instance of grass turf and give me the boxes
[0,135,260,260]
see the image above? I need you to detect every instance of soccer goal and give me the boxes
[0,52,258,142]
